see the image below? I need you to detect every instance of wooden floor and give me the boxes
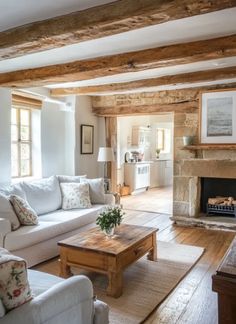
[35,188,235,324]
[121,189,235,324]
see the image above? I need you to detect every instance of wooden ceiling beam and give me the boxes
[92,101,198,116]
[1,0,235,61]
[51,66,236,95]
[2,34,236,88]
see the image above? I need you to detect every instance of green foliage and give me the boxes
[96,205,125,231]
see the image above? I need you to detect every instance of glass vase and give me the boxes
[104,227,115,237]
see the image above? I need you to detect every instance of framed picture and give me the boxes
[80,124,94,154]
[200,89,236,144]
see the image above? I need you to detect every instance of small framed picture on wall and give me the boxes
[80,124,94,154]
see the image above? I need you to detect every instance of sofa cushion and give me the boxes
[0,194,20,231]
[81,178,105,204]
[0,248,32,311]
[57,175,87,183]
[4,205,103,251]
[10,195,38,226]
[21,176,62,215]
[0,184,26,200]
[60,182,92,210]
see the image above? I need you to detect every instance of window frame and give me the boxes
[11,107,32,178]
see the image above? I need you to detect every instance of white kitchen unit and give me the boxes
[131,126,151,147]
[150,160,173,188]
[124,162,150,194]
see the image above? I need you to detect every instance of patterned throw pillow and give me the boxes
[0,248,32,311]
[60,182,92,210]
[10,195,38,225]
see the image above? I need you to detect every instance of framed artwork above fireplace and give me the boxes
[200,89,236,144]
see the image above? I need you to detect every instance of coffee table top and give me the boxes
[58,224,158,256]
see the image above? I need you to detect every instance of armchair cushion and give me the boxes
[0,299,5,318]
[0,248,32,311]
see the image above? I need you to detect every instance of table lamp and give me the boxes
[97,147,115,178]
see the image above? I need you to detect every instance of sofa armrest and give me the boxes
[2,275,95,324]
[0,218,11,247]
[104,193,115,205]
[93,300,109,324]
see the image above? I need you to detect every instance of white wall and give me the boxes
[41,100,75,177]
[0,89,11,185]
[75,96,101,178]
[0,87,76,184]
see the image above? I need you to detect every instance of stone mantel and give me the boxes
[181,159,236,179]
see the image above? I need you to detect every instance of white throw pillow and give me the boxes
[0,194,20,230]
[80,178,105,204]
[57,175,87,183]
[60,182,92,210]
[10,195,38,226]
[21,176,62,215]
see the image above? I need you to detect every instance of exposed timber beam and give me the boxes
[51,66,236,95]
[92,101,198,116]
[92,83,236,116]
[2,34,236,88]
[1,0,235,61]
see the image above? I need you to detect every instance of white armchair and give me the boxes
[1,270,109,324]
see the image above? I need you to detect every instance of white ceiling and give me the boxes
[0,2,236,92]
[0,0,115,31]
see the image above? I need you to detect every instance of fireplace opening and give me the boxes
[201,177,236,217]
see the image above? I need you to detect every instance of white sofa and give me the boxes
[0,176,115,267]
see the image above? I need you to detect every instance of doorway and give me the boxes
[116,114,174,216]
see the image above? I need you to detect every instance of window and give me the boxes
[156,128,171,153]
[11,108,32,177]
[156,128,165,150]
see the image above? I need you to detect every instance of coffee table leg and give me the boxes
[147,233,157,261]
[107,271,123,298]
[59,248,72,278]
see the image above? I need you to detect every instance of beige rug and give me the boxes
[71,241,204,324]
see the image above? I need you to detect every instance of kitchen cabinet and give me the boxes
[131,126,151,147]
[124,163,150,194]
[150,160,173,188]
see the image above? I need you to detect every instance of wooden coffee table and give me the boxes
[58,224,158,297]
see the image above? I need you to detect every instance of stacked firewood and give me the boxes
[208,197,236,206]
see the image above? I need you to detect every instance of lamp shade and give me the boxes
[97,147,115,162]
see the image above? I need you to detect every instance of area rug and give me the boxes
[71,241,204,324]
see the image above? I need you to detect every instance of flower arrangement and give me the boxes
[96,205,125,236]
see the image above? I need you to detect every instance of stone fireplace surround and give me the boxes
[172,158,236,231]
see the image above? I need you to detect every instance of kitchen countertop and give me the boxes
[126,159,171,164]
